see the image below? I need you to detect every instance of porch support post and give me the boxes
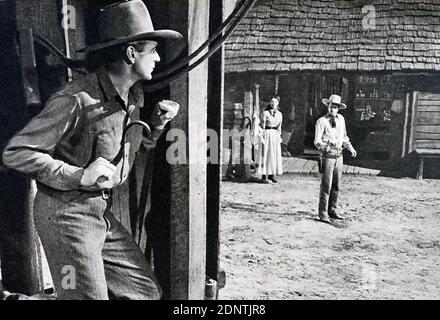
[206,0,225,292]
[152,0,210,300]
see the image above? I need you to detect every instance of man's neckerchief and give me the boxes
[268,108,277,116]
[326,113,337,128]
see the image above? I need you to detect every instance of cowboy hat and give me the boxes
[322,94,347,109]
[77,0,183,53]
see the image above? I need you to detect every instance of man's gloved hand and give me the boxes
[150,100,180,130]
[80,157,117,190]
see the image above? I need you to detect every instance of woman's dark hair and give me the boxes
[265,96,280,111]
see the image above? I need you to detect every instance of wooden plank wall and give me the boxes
[410,92,440,154]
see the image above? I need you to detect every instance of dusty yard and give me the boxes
[219,174,440,300]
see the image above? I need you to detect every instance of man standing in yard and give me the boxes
[314,94,357,224]
[1,0,181,299]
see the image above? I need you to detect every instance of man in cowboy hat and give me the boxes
[2,0,182,300]
[314,94,357,224]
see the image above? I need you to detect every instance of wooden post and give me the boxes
[61,0,73,82]
[408,92,419,154]
[402,93,410,158]
[253,84,261,162]
[275,74,280,96]
[172,0,208,300]
[206,0,224,293]
[149,0,209,300]
[417,157,424,179]
[243,91,253,120]
[241,91,253,181]
[254,84,260,118]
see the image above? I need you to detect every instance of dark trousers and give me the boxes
[318,155,343,219]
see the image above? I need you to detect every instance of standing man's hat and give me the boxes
[322,94,347,110]
[77,0,183,53]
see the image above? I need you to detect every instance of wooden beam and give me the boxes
[206,0,224,292]
[299,74,310,154]
[254,84,260,117]
[61,0,73,81]
[274,74,280,95]
[402,92,410,157]
[150,0,209,300]
[417,157,424,179]
[408,92,419,154]
[241,91,252,181]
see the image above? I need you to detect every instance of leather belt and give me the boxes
[36,182,113,200]
[76,188,112,200]
[265,126,278,129]
[322,153,342,159]
[101,189,111,200]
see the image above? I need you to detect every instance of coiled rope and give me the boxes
[33,0,258,90]
[152,0,257,80]
[144,0,258,92]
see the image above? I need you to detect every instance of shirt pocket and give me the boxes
[88,123,122,160]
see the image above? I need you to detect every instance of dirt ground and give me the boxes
[218,173,440,300]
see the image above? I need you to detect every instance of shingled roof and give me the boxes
[225,0,440,73]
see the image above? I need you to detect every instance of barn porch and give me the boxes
[223,0,440,178]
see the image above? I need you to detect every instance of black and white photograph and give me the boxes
[0,0,439,306]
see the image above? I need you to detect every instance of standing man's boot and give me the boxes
[319,215,331,224]
[329,212,344,220]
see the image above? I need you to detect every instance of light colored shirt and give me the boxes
[262,109,282,133]
[314,114,352,152]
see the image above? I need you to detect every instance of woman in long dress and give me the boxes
[257,97,283,183]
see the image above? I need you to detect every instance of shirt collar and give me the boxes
[326,113,339,119]
[268,108,277,115]
[96,66,143,109]
[96,66,120,102]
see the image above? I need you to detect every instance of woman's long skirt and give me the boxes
[257,129,283,176]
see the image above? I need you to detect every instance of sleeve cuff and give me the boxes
[343,142,353,150]
[142,128,165,149]
[151,128,164,141]
[61,164,85,190]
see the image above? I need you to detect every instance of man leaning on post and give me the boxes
[314,95,357,224]
[1,0,182,300]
